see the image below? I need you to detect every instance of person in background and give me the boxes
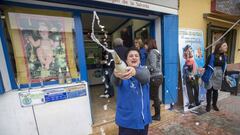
[146,38,163,121]
[111,47,151,135]
[121,28,132,48]
[203,40,228,112]
[99,50,115,98]
[99,38,127,98]
[134,37,147,66]
[113,38,128,61]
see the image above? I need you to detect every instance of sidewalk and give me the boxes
[149,96,240,135]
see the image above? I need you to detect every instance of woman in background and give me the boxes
[146,38,162,121]
[203,40,228,112]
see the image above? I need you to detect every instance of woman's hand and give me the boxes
[114,66,136,80]
[198,68,205,74]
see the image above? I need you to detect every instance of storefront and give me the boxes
[0,0,179,134]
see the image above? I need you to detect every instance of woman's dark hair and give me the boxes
[214,40,226,54]
[147,38,157,51]
[125,47,140,60]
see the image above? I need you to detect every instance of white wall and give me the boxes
[0,83,92,135]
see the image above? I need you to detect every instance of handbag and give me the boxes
[150,74,163,85]
[201,54,214,83]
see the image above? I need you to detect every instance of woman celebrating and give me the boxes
[202,40,228,112]
[111,48,151,135]
[146,38,162,121]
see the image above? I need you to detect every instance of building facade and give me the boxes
[0,0,179,134]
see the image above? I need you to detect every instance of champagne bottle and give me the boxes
[65,67,72,84]
[111,51,127,73]
[58,68,65,84]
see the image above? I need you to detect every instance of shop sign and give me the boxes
[65,84,87,99]
[94,0,178,14]
[19,90,45,107]
[44,88,67,103]
[19,83,87,106]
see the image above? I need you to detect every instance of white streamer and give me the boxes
[91,11,114,53]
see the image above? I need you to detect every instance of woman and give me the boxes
[111,48,151,135]
[134,37,147,66]
[146,38,162,121]
[203,41,228,112]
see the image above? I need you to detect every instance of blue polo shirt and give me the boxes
[115,77,152,129]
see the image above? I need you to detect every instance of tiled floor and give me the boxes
[89,84,179,135]
[90,85,116,125]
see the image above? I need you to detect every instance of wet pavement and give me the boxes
[148,96,240,135]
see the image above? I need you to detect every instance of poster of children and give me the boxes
[179,29,206,112]
[8,13,69,83]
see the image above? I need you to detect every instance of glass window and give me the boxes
[1,6,79,85]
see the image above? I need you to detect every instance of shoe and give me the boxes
[99,94,111,99]
[152,114,160,121]
[188,105,194,109]
[212,105,219,111]
[206,105,211,112]
[152,101,162,107]
[195,102,200,106]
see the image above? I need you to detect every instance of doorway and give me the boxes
[207,24,237,63]
[80,12,152,125]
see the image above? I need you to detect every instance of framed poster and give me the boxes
[179,29,205,112]
[5,10,79,84]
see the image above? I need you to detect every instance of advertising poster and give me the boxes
[179,29,206,112]
[5,10,79,84]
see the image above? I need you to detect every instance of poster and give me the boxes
[179,29,206,112]
[6,10,79,84]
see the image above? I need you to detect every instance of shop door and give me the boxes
[207,24,237,63]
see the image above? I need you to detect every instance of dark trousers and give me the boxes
[119,125,149,135]
[150,76,162,115]
[206,87,218,107]
[104,68,114,97]
[185,79,199,105]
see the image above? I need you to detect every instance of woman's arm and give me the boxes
[135,66,150,84]
[110,71,122,86]
[147,50,157,72]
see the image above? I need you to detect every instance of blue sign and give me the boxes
[44,92,67,102]
[67,89,86,99]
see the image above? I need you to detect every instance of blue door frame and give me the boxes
[161,15,179,104]
[0,72,4,94]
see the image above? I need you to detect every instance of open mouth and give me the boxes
[131,60,138,64]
